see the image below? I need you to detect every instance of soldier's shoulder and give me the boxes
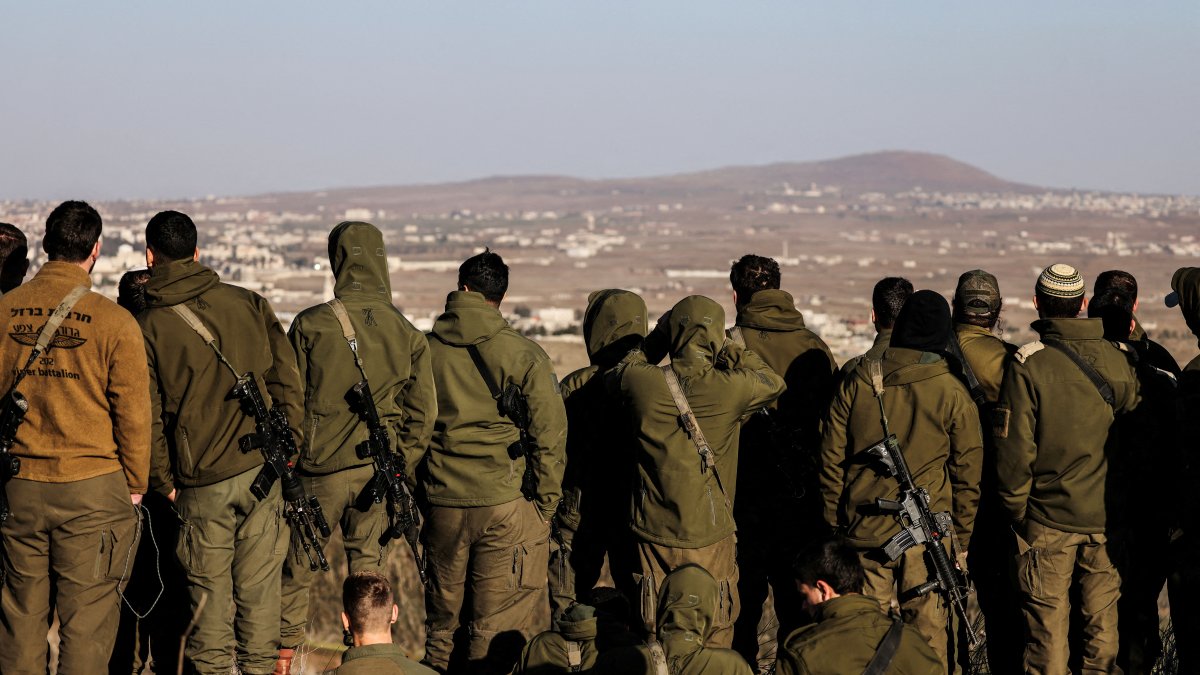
[560,365,598,397]
[1013,340,1045,364]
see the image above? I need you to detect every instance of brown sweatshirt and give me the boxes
[0,261,151,492]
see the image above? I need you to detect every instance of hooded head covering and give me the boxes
[1170,267,1200,343]
[328,221,391,300]
[657,564,717,657]
[891,289,952,353]
[582,289,648,367]
[664,296,726,379]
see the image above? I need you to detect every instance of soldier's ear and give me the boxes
[391,604,399,624]
[341,611,351,632]
[192,247,199,262]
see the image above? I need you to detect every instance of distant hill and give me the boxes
[240,150,1034,213]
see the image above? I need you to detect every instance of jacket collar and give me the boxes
[33,261,92,288]
[1031,317,1105,342]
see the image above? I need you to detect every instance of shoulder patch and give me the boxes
[1014,340,1044,364]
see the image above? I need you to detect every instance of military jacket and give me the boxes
[954,323,1013,403]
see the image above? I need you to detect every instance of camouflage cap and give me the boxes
[955,269,1001,315]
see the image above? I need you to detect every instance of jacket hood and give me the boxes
[554,603,599,642]
[735,289,807,331]
[1171,267,1200,341]
[431,290,508,346]
[144,258,221,308]
[328,221,391,300]
[583,289,647,366]
[657,564,716,657]
[665,295,726,379]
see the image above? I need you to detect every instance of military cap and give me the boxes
[955,269,1001,316]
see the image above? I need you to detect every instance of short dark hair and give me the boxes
[872,277,914,329]
[1035,290,1084,319]
[1088,287,1134,340]
[343,571,393,634]
[118,269,152,315]
[458,249,508,302]
[145,210,198,262]
[1094,270,1137,302]
[0,223,29,292]
[793,536,866,595]
[730,254,781,304]
[43,201,102,263]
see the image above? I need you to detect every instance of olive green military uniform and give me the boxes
[331,643,438,674]
[280,222,436,650]
[820,348,983,671]
[726,289,837,665]
[510,602,640,674]
[0,262,151,675]
[592,565,753,675]
[837,329,891,382]
[422,290,567,674]
[775,594,943,675]
[994,318,1140,675]
[139,259,303,675]
[952,322,1021,674]
[553,290,647,615]
[606,296,785,648]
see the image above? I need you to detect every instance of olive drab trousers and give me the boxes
[0,471,138,675]
[1014,519,1121,675]
[859,544,959,675]
[636,532,740,648]
[279,464,390,649]
[423,498,551,675]
[174,466,287,675]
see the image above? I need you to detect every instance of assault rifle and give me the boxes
[349,379,428,587]
[0,391,28,523]
[234,374,332,572]
[862,361,978,648]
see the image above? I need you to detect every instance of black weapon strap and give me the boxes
[862,617,905,675]
[948,330,987,406]
[661,364,731,507]
[1042,339,1116,408]
[8,285,89,392]
[466,343,504,401]
[169,304,242,381]
[326,299,369,381]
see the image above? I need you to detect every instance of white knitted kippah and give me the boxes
[1037,263,1085,298]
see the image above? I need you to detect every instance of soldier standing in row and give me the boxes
[994,264,1139,674]
[839,277,913,378]
[0,201,150,673]
[607,295,785,647]
[820,290,982,673]
[948,270,1019,674]
[277,222,436,674]
[139,210,304,675]
[421,250,567,674]
[0,222,29,294]
[725,254,838,666]
[553,289,648,614]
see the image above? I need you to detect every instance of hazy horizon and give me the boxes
[4,2,1198,201]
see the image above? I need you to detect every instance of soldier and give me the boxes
[1164,267,1200,674]
[994,263,1139,674]
[0,201,150,672]
[724,254,838,666]
[421,250,567,674]
[839,277,913,379]
[820,289,983,672]
[276,222,436,674]
[138,210,303,675]
[554,290,647,614]
[511,587,641,674]
[948,269,1019,674]
[606,295,785,647]
[775,536,942,675]
[0,222,30,294]
[1089,273,1180,675]
[333,571,437,674]
[592,565,754,675]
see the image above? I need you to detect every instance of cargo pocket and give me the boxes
[514,536,550,591]
[635,572,657,634]
[95,522,137,582]
[175,520,204,575]
[1013,523,1041,596]
[717,577,735,628]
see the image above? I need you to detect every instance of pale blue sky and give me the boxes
[2,2,1197,200]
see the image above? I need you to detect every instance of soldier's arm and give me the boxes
[719,340,786,414]
[259,296,304,444]
[144,335,174,499]
[109,315,152,497]
[395,332,436,491]
[994,361,1037,523]
[818,376,855,529]
[946,387,984,549]
[286,314,309,397]
[523,353,568,523]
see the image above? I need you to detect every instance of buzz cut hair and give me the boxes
[145,210,198,262]
[872,277,914,329]
[343,571,393,634]
[1035,289,1085,319]
[730,254,781,303]
[793,536,866,596]
[458,248,509,303]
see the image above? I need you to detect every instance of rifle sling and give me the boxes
[11,285,89,390]
[660,365,731,505]
[326,299,369,381]
[728,325,746,348]
[466,343,503,400]
[1043,339,1116,408]
[862,618,905,675]
[169,303,242,380]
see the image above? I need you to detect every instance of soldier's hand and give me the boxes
[956,549,969,573]
[167,489,177,503]
[131,493,143,506]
